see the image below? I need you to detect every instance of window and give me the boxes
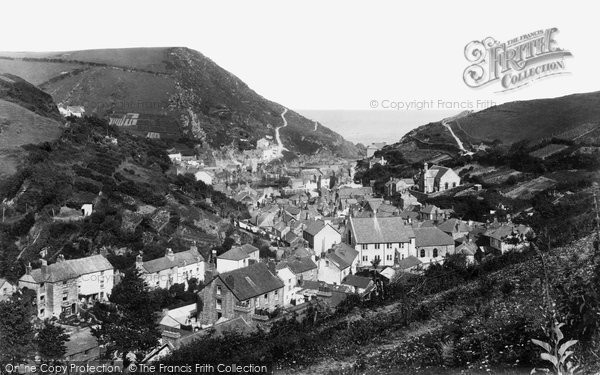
[40,309,44,316]
[420,249,425,258]
[374,244,380,249]
[63,295,68,301]
[452,182,457,188]
[255,299,260,308]
[444,182,449,190]
[274,290,278,296]
[362,255,368,262]
[40,283,44,288]
[39,295,45,302]
[216,299,222,310]
[325,260,330,267]
[361,244,368,250]
[216,286,222,296]
[63,281,67,285]
[375,255,381,261]
[433,248,439,258]
[386,254,392,261]
[264,293,268,300]
[386,243,392,249]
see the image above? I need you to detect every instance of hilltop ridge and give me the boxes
[0,47,360,158]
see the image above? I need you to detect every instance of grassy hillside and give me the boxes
[0,116,249,282]
[0,48,360,157]
[163,235,600,375]
[0,74,62,177]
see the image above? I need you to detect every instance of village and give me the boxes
[0,129,535,363]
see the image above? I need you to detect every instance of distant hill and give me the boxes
[0,48,360,158]
[0,74,62,177]
[388,91,600,162]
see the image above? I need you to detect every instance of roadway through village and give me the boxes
[275,108,289,157]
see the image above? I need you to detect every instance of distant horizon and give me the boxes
[0,1,596,110]
[296,109,457,145]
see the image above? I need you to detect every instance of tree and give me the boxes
[92,268,160,364]
[36,320,69,362]
[0,290,36,362]
[370,257,381,269]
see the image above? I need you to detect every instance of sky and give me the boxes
[0,0,597,110]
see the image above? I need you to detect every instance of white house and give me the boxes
[419,164,461,193]
[168,152,182,163]
[346,216,416,267]
[137,247,205,289]
[302,220,342,254]
[484,223,532,253]
[194,171,214,185]
[58,105,85,118]
[413,226,455,264]
[276,266,304,306]
[159,303,199,330]
[317,243,359,285]
[81,204,93,217]
[18,254,114,319]
[256,138,271,149]
[0,278,17,301]
[216,244,260,273]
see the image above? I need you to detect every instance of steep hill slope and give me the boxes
[0,115,249,282]
[0,48,360,157]
[387,91,600,162]
[0,74,62,177]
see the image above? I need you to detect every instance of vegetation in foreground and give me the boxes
[160,234,600,374]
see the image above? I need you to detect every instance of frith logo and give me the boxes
[463,28,572,92]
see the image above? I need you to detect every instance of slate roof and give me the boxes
[218,247,249,261]
[424,165,454,181]
[325,243,359,270]
[276,257,317,274]
[26,255,113,283]
[349,216,415,244]
[342,275,372,289]
[303,220,326,236]
[413,227,455,247]
[219,262,284,301]
[397,255,422,269]
[240,244,259,255]
[0,278,12,289]
[338,187,373,199]
[456,241,478,256]
[484,224,531,241]
[142,248,204,274]
[437,218,483,234]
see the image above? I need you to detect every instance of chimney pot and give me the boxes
[41,259,48,277]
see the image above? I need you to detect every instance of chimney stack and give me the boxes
[26,263,32,275]
[57,254,65,263]
[166,248,174,262]
[136,253,143,268]
[40,259,48,278]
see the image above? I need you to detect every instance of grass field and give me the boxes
[0,99,62,176]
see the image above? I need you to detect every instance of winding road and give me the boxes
[275,108,289,156]
[441,111,473,156]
